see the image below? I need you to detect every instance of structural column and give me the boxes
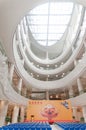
[17,78,22,94]
[23,87,27,97]
[74,59,78,66]
[69,86,74,98]
[77,78,83,94]
[0,101,8,126]
[23,17,28,35]
[9,64,14,82]
[82,106,86,122]
[46,52,48,60]
[46,91,49,100]
[12,105,19,123]
[20,106,25,122]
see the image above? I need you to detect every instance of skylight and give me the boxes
[27,2,73,46]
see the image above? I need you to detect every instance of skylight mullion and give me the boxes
[46,0,51,47]
[28,14,72,16]
[28,24,68,26]
[37,40,58,41]
[32,32,64,34]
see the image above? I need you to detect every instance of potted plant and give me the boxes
[72,116,76,121]
[5,116,11,124]
[80,117,84,123]
[18,116,21,122]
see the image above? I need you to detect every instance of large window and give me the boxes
[27,2,73,46]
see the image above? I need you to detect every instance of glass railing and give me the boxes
[0,41,6,56]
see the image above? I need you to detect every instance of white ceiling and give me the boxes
[0,0,86,107]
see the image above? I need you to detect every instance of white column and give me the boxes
[46,52,48,60]
[23,17,28,35]
[20,106,25,122]
[12,105,19,123]
[84,41,86,51]
[74,59,78,66]
[82,106,86,122]
[16,25,22,42]
[46,91,49,100]
[17,78,22,94]
[0,101,8,126]
[77,78,83,94]
[72,107,78,120]
[9,64,14,82]
[23,87,27,97]
[69,86,74,98]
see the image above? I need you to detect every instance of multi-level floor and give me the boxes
[0,0,86,126]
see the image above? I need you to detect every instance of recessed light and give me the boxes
[47,65,49,67]
[37,65,39,67]
[31,73,33,76]
[55,65,57,67]
[56,75,58,77]
[61,62,63,65]
[37,75,39,77]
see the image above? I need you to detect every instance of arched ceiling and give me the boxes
[0,0,86,107]
[0,0,85,62]
[0,0,86,90]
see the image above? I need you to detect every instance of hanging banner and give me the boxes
[27,100,72,121]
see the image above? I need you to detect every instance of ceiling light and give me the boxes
[50,95,53,98]
[37,75,39,77]
[55,65,57,67]
[48,75,50,77]
[82,53,85,57]
[63,73,65,75]
[56,95,58,98]
[78,59,81,62]
[31,73,33,76]
[56,75,58,77]
[61,62,64,65]
[47,65,49,67]
[37,65,39,67]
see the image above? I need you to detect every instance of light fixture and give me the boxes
[37,75,39,77]
[61,62,64,65]
[55,65,57,68]
[50,95,53,98]
[47,64,49,67]
[56,75,58,77]
[48,75,50,77]
[37,65,39,67]
[31,73,33,77]
[56,95,58,98]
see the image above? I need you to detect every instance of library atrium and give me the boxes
[0,0,86,129]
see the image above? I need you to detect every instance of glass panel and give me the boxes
[27,2,73,46]
[49,25,67,33]
[30,3,48,15]
[29,25,47,33]
[48,40,57,46]
[49,15,70,24]
[37,40,47,46]
[28,16,48,25]
[50,2,73,14]
[48,34,63,40]
[33,34,47,40]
